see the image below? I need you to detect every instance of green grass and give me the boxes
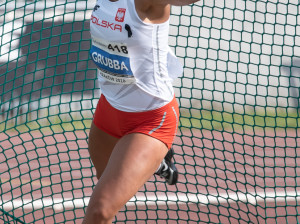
[0,108,299,134]
[179,108,300,131]
[0,114,93,134]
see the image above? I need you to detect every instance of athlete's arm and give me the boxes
[151,0,200,6]
[135,0,200,23]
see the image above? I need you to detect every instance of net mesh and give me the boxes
[1,0,299,223]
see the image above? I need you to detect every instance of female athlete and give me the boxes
[83,0,199,223]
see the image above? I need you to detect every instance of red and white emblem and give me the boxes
[115,8,126,22]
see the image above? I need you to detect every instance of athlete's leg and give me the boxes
[88,122,119,179]
[82,133,168,224]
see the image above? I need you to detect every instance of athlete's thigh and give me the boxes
[88,122,119,179]
[87,133,168,214]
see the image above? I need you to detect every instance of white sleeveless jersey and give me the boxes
[89,0,183,112]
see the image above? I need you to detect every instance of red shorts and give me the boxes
[93,95,179,149]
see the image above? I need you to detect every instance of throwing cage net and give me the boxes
[0,0,299,223]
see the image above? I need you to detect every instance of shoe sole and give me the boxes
[166,149,178,185]
[168,162,178,185]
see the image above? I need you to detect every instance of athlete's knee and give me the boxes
[88,202,116,223]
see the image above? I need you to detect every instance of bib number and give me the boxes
[90,36,135,84]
